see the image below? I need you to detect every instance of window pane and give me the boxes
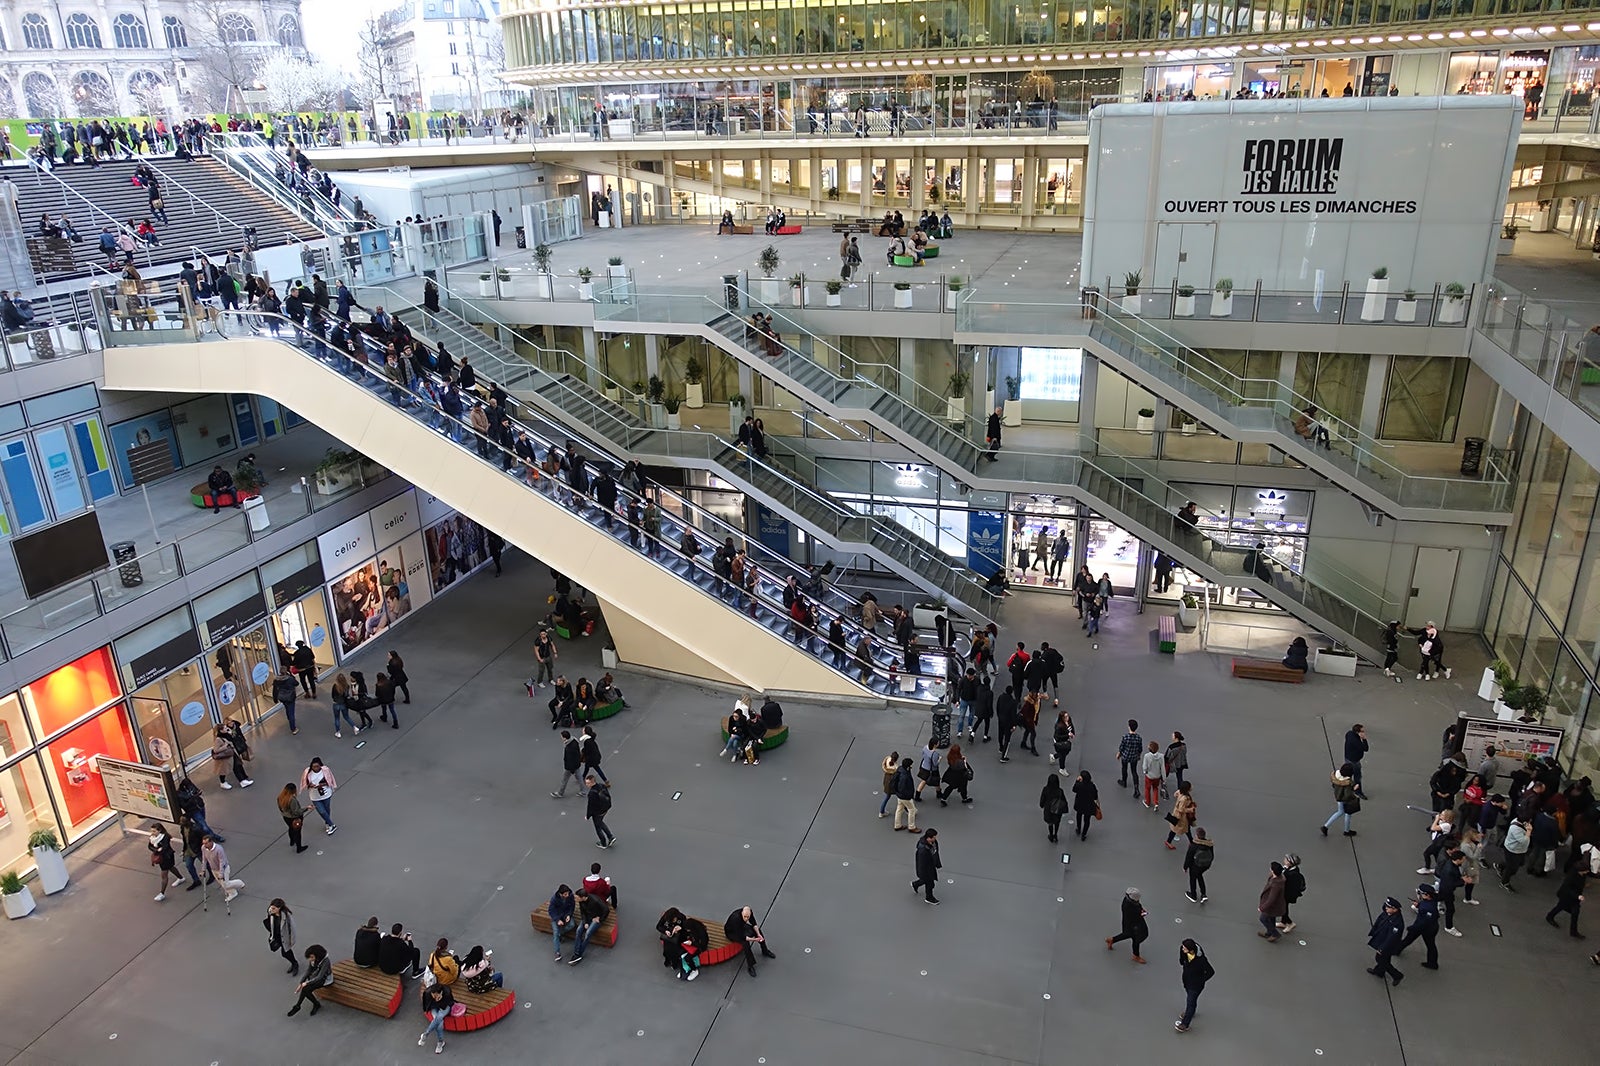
[1379,356,1469,442]
[40,707,139,843]
[1495,574,1535,675]
[0,693,32,757]
[1293,353,1367,428]
[21,648,123,742]
[1537,450,1596,629]
[0,756,61,873]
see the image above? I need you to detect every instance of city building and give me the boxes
[370,0,516,113]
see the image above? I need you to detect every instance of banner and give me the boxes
[967,511,1005,578]
[755,504,791,558]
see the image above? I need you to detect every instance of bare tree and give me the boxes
[258,54,347,113]
[190,0,265,112]
[354,12,406,107]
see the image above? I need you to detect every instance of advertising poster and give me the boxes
[96,757,178,822]
[396,531,433,613]
[1459,716,1564,770]
[755,504,791,558]
[328,560,389,655]
[967,510,1005,578]
[423,512,489,593]
[108,411,181,489]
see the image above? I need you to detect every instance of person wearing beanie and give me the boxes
[1258,862,1287,942]
[1397,883,1440,971]
[1105,887,1149,962]
[1367,897,1407,986]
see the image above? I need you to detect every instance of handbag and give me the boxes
[1093,802,1103,821]
[1164,813,1180,825]
[1343,795,1362,814]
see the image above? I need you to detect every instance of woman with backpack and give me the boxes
[1183,828,1214,903]
[1040,774,1068,842]
[1165,732,1189,796]
[1051,711,1075,773]
[1278,853,1306,934]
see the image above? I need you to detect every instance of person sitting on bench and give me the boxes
[354,916,383,967]
[721,705,750,760]
[759,696,783,731]
[549,676,576,728]
[570,889,610,964]
[741,712,770,764]
[676,916,709,980]
[548,593,589,634]
[657,908,689,971]
[583,862,619,907]
[939,210,954,239]
[724,905,776,977]
[378,922,423,978]
[910,229,929,252]
[460,944,503,989]
[1294,405,1331,449]
[1282,636,1310,673]
[719,210,736,235]
[596,673,626,708]
[573,677,597,721]
[547,884,577,961]
[887,235,922,265]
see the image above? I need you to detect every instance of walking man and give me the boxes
[585,775,615,848]
[891,758,918,831]
[1258,861,1287,942]
[530,629,557,691]
[1366,896,1407,986]
[1344,723,1370,799]
[1397,882,1440,970]
[580,725,608,784]
[1545,864,1588,939]
[1118,719,1144,793]
[1173,939,1214,1033]
[1105,887,1149,962]
[912,828,941,904]
[551,730,585,798]
[995,685,1019,762]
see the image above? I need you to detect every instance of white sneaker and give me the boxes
[1417,672,1425,680]
[240,779,253,787]
[154,893,166,902]
[1417,867,1434,875]
[353,727,361,735]
[419,1035,427,1046]
[224,889,239,902]
[1466,898,1480,905]
[435,1042,445,1054]
[1445,927,1463,937]
[1444,668,1452,679]
[220,781,233,789]
[334,732,342,738]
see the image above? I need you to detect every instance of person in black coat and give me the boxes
[983,406,1002,462]
[552,730,584,798]
[1344,724,1370,799]
[912,828,942,904]
[972,677,994,743]
[585,777,615,847]
[1040,774,1068,842]
[1545,865,1588,938]
[1106,887,1149,962]
[1367,896,1406,985]
[1397,883,1440,970]
[724,905,775,976]
[656,907,688,971]
[292,640,317,696]
[1282,637,1310,673]
[1072,770,1099,841]
[995,684,1019,762]
[1174,938,1215,1032]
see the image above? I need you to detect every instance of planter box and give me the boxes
[947,397,966,422]
[3,886,35,919]
[1209,293,1233,317]
[893,289,914,308]
[1494,697,1515,721]
[1174,294,1196,317]
[477,278,496,297]
[1439,298,1466,324]
[1498,237,1516,256]
[607,264,629,299]
[1394,300,1418,323]
[535,274,554,298]
[1313,648,1358,677]
[1176,602,1195,627]
[685,382,704,409]
[1121,294,1142,315]
[945,290,961,311]
[601,647,619,668]
[32,848,68,894]
[1478,667,1501,702]
[315,462,361,496]
[579,281,595,300]
[1003,399,1022,427]
[1181,422,1198,436]
[603,387,621,402]
[598,212,613,228]
[649,403,666,429]
[1135,415,1155,433]
[756,278,782,304]
[1360,278,1389,322]
[826,292,842,307]
[666,411,682,429]
[790,285,806,307]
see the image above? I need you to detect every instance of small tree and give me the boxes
[532,243,554,273]
[757,245,781,278]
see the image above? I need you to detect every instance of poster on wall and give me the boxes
[423,512,489,593]
[108,411,181,489]
[169,396,236,469]
[328,560,390,655]
[396,531,433,613]
[96,757,178,822]
[967,511,1005,578]
[755,504,791,558]
[1458,716,1564,769]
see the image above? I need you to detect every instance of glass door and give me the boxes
[1084,517,1143,596]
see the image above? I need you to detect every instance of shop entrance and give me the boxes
[1084,518,1143,598]
[130,659,215,768]
[209,623,277,727]
[270,594,335,680]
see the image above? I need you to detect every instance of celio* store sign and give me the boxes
[1082,96,1521,292]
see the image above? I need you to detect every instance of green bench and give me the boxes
[588,699,624,722]
[922,245,940,258]
[1158,615,1176,654]
[892,255,922,267]
[720,716,789,751]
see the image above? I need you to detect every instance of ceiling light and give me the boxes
[1407,33,1422,40]
[1563,24,1581,31]
[1427,32,1443,39]
[1331,38,1345,45]
[1313,39,1327,46]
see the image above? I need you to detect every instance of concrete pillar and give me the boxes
[899,337,917,402]
[1020,151,1038,224]
[1080,353,1099,436]
[644,334,660,381]
[1359,354,1389,444]
[581,327,600,390]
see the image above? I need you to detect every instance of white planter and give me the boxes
[729,403,746,435]
[945,290,961,311]
[685,382,704,409]
[1439,298,1466,324]
[1121,294,1142,315]
[1176,602,1195,627]
[1394,300,1418,323]
[1313,649,1358,677]
[315,463,359,496]
[666,411,682,429]
[1174,294,1196,317]
[1360,278,1389,322]
[790,285,805,307]
[535,273,554,298]
[607,264,629,299]
[579,281,595,301]
[1498,237,1516,256]
[598,212,613,228]
[826,292,842,307]
[985,389,996,412]
[1135,414,1155,433]
[649,403,666,428]
[1181,421,1198,436]
[1209,293,1234,317]
[601,647,619,668]
[756,278,782,304]
[1494,697,1515,721]
[2,887,35,919]
[893,289,913,308]
[1530,206,1552,232]
[947,397,966,422]
[1478,667,1501,702]
[603,387,621,402]
[31,848,68,894]
[477,278,496,297]
[1003,399,1022,427]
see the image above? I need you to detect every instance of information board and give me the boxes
[96,757,179,823]
[1458,716,1565,771]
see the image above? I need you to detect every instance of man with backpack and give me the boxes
[1279,853,1306,933]
[585,775,615,848]
[891,758,918,831]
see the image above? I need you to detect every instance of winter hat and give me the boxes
[1126,888,1141,901]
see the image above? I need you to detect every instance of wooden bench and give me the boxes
[720,716,790,751]
[531,900,619,948]
[1157,615,1176,654]
[320,960,403,1018]
[423,984,515,1032]
[1231,658,1307,684]
[715,223,755,235]
[831,221,873,233]
[774,225,802,235]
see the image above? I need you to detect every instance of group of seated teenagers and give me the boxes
[351,916,504,992]
[762,207,789,234]
[546,674,626,727]
[718,693,784,765]
[545,863,619,965]
[655,905,775,980]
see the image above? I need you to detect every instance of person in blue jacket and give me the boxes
[1397,883,1441,970]
[1366,896,1407,986]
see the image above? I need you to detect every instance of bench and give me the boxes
[320,960,403,1018]
[715,223,755,235]
[423,984,516,1032]
[671,916,740,967]
[531,901,620,948]
[774,225,802,235]
[1157,615,1176,654]
[892,255,923,267]
[830,222,873,234]
[720,716,790,751]
[189,483,258,509]
[588,698,624,722]
[1231,658,1307,684]
[921,245,940,258]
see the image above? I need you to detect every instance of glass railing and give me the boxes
[214,133,368,236]
[1080,279,1474,329]
[0,290,102,371]
[1477,279,1600,428]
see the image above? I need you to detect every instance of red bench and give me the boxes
[774,225,802,235]
[422,985,515,1032]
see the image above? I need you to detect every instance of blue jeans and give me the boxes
[281,697,297,732]
[1323,802,1351,832]
[382,700,397,726]
[332,701,353,731]
[190,811,224,842]
[422,1008,448,1042]
[574,919,600,956]
[1180,986,1202,1027]
[880,790,892,814]
[311,797,333,827]
[551,919,573,956]
[955,701,974,734]
[1087,615,1100,635]
[720,734,742,757]
[583,763,609,784]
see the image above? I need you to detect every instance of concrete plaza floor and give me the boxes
[4,549,1592,1066]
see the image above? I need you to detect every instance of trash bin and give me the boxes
[242,494,271,533]
[111,541,142,588]
[515,226,527,249]
[1460,436,1485,477]
[1082,286,1101,320]
[722,273,742,312]
[931,708,953,749]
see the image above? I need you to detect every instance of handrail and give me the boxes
[15,154,158,274]
[1476,278,1600,428]
[138,159,248,242]
[214,133,365,236]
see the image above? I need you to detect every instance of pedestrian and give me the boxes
[419,981,454,1052]
[1381,620,1404,682]
[1435,849,1466,938]
[1173,938,1215,1033]
[1183,827,1214,903]
[264,898,299,974]
[995,684,1018,762]
[1344,723,1370,799]
[1164,781,1196,848]
[210,725,250,789]
[1018,690,1042,756]
[937,744,973,805]
[224,718,253,786]
[1105,887,1148,962]
[915,741,942,801]
[147,822,185,901]
[1165,731,1189,795]
[374,672,398,728]
[1319,762,1361,837]
[972,676,994,743]
[1545,864,1587,939]
[878,750,900,818]
[277,783,308,853]
[1429,753,1469,813]
[178,812,208,888]
[530,628,557,691]
[1141,741,1164,809]
[580,725,608,784]
[551,730,585,798]
[200,834,245,902]
[387,651,410,703]
[912,828,941,904]
[1279,853,1306,932]
[1051,711,1075,774]
[891,757,918,831]
[1499,817,1532,891]
[1258,861,1287,942]
[1412,622,1450,681]
[1072,770,1100,841]
[1366,897,1406,986]
[983,405,1001,461]
[1458,826,1484,907]
[330,672,356,738]
[585,774,615,848]
[1117,719,1144,793]
[1397,883,1440,971]
[273,667,299,734]
[284,946,336,1022]
[300,758,338,835]
[293,640,318,695]
[1417,808,1458,875]
[1040,773,1068,842]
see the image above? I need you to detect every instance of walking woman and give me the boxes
[376,672,398,728]
[1165,731,1189,795]
[148,822,185,901]
[878,750,900,818]
[277,782,309,853]
[387,650,410,703]
[1072,770,1100,841]
[1105,887,1149,963]
[1040,773,1068,843]
[1319,762,1360,837]
[1183,827,1214,903]
[1164,781,1197,848]
[1381,620,1404,683]
[300,758,338,835]
[937,744,973,806]
[1051,711,1075,774]
[330,672,356,738]
[287,944,332,1016]
[264,898,299,974]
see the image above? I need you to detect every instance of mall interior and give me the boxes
[1,12,1600,1055]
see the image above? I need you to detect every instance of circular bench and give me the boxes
[189,483,259,509]
[423,985,515,1032]
[589,698,625,722]
[720,716,789,751]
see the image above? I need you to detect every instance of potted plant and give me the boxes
[647,374,666,428]
[1135,406,1156,433]
[1395,288,1418,323]
[1499,221,1519,256]
[1121,270,1142,315]
[1003,375,1022,426]
[1210,278,1234,317]
[28,829,67,895]
[577,266,595,301]
[2,870,35,919]
[1360,266,1389,322]
[603,379,622,403]
[477,271,495,298]
[756,245,782,303]
[315,447,362,495]
[1174,284,1196,317]
[1504,681,1547,722]
[1180,414,1199,436]
[1493,678,1520,720]
[664,392,683,430]
[1481,658,1512,702]
[683,356,705,408]
[532,243,555,298]
[825,279,843,307]
[945,276,964,312]
[1176,593,1197,627]
[1439,281,1467,324]
[789,272,808,308]
[728,392,747,435]
[947,370,970,422]
[893,281,913,309]
[607,255,629,298]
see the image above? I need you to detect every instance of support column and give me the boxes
[1020,151,1038,226]
[581,328,600,390]
[899,337,918,403]
[1358,354,1389,444]
[966,147,981,227]
[1271,353,1299,465]
[644,334,660,382]
[1080,354,1099,445]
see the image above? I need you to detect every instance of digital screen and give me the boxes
[1020,347,1084,402]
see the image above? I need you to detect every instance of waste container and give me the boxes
[242,494,270,533]
[931,708,953,749]
[1460,436,1485,477]
[1082,286,1101,320]
[515,226,527,249]
[111,541,142,588]
[722,273,742,312]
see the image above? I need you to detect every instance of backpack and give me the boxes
[1190,844,1214,873]
[1284,866,1306,902]
[592,786,612,813]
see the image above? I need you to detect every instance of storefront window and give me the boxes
[211,625,277,726]
[1500,50,1549,119]
[272,594,334,677]
[21,647,122,742]
[0,693,31,759]
[1448,50,1499,95]
[40,707,138,841]
[0,756,60,875]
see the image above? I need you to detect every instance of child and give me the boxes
[1086,595,1105,637]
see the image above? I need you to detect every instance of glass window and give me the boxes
[40,707,139,841]
[0,694,29,759]
[1536,451,1597,631]
[1293,353,1368,430]
[113,607,200,694]
[22,384,97,427]
[1378,356,1469,442]
[20,648,122,743]
[0,756,61,875]
[1019,347,1084,402]
[1495,573,1536,675]
[195,572,266,648]
[1512,429,1566,592]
